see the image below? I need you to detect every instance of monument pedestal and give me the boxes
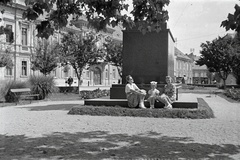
[122,26,175,84]
[110,84,165,99]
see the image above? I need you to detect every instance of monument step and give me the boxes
[84,98,198,109]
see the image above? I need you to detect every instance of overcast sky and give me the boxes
[166,0,238,55]
[123,0,238,55]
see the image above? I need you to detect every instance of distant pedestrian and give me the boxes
[67,76,73,87]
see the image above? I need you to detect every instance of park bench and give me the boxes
[10,88,39,104]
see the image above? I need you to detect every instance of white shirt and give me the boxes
[125,83,139,93]
[148,88,160,97]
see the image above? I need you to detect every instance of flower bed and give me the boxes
[80,89,110,99]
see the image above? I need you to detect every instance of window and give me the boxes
[6,66,13,76]
[22,28,28,50]
[194,72,199,77]
[52,69,57,77]
[22,61,27,76]
[86,70,90,78]
[5,24,13,43]
[112,69,116,79]
[105,69,108,79]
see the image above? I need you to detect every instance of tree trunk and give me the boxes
[223,79,226,89]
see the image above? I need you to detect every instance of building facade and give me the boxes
[174,47,193,84]
[186,53,211,84]
[0,1,122,87]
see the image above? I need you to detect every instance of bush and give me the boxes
[80,89,110,99]
[224,88,240,101]
[28,75,58,100]
[2,80,28,102]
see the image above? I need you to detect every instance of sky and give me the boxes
[123,0,238,55]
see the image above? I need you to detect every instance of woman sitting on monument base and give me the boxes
[125,75,147,109]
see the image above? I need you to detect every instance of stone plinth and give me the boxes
[110,84,165,99]
[122,26,175,84]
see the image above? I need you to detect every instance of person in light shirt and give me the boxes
[148,81,173,109]
[147,81,160,109]
[125,75,146,109]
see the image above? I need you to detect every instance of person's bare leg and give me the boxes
[139,94,146,109]
[158,95,172,109]
[149,97,155,109]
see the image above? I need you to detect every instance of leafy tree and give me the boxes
[103,37,123,78]
[196,36,235,89]
[57,31,102,85]
[231,33,240,84]
[6,0,170,39]
[221,4,240,33]
[31,38,59,75]
[0,9,14,68]
[0,50,13,68]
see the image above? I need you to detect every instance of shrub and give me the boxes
[28,75,58,100]
[80,89,110,99]
[68,98,215,119]
[224,88,240,101]
[2,80,28,102]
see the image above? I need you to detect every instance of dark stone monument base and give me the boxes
[110,84,166,99]
[84,98,198,109]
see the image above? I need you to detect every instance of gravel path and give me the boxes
[0,93,240,159]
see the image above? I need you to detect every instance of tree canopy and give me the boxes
[103,37,123,78]
[2,0,170,39]
[221,4,240,33]
[57,31,102,81]
[31,39,59,75]
[196,36,235,88]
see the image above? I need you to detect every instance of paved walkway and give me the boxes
[0,93,240,159]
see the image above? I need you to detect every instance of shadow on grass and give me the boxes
[1,131,239,159]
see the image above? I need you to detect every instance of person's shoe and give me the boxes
[164,104,172,109]
[139,103,146,109]
[150,105,154,109]
[139,105,146,109]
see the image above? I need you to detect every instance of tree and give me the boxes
[196,36,235,89]
[57,31,102,85]
[0,9,14,68]
[103,37,123,78]
[0,49,13,68]
[221,4,240,33]
[31,38,59,75]
[231,33,240,84]
[0,0,170,39]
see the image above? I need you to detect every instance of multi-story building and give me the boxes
[187,53,210,84]
[0,1,122,87]
[174,47,193,84]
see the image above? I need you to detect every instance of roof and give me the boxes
[175,47,191,61]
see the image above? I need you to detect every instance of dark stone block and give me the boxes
[84,99,198,109]
[110,84,165,99]
[122,28,175,84]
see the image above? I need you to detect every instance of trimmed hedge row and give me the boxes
[68,98,214,119]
